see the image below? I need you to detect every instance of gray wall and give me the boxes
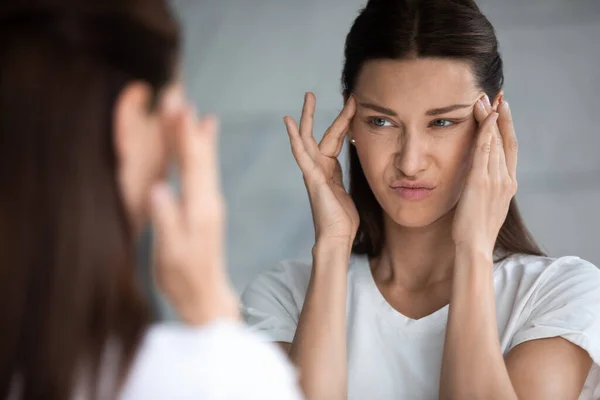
[157,0,600,316]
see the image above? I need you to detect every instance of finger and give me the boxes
[191,119,225,239]
[159,90,186,162]
[498,100,518,180]
[492,93,503,112]
[333,129,347,156]
[178,109,223,228]
[480,94,504,165]
[319,95,356,158]
[495,118,507,178]
[195,115,221,193]
[284,116,316,174]
[150,182,182,260]
[482,94,492,112]
[473,97,490,124]
[471,112,499,175]
[299,93,320,158]
[177,107,211,206]
[160,82,186,117]
[488,119,501,177]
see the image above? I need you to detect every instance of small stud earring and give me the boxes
[350,139,356,145]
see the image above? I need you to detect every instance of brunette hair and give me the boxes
[0,1,179,398]
[342,0,544,258]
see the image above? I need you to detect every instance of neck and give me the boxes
[372,210,457,291]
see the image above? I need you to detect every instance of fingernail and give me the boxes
[476,99,484,111]
[500,100,510,113]
[483,95,491,107]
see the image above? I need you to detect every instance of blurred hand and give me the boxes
[150,106,238,326]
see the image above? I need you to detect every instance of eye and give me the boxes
[431,119,454,128]
[369,117,393,128]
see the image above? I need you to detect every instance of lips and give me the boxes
[390,181,436,201]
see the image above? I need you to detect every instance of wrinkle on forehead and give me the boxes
[354,58,482,116]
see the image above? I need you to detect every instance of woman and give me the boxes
[242,0,600,399]
[0,1,301,399]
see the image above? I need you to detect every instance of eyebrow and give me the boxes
[426,104,472,116]
[358,102,398,116]
[357,101,472,117]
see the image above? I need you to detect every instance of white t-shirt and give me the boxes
[121,320,303,400]
[242,253,600,400]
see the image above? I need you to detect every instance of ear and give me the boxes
[492,90,504,112]
[113,82,154,166]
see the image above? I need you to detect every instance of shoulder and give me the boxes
[121,321,302,400]
[241,258,313,311]
[240,256,365,341]
[497,253,600,309]
[240,259,313,342]
[496,253,600,287]
[243,258,313,295]
[503,255,600,375]
[242,255,367,303]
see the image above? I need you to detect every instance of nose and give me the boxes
[393,132,429,177]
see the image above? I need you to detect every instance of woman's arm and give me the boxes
[145,107,302,399]
[288,239,351,400]
[282,93,358,399]
[440,247,592,400]
[505,336,592,399]
[440,246,517,400]
[440,97,592,399]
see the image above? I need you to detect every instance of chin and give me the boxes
[386,204,452,229]
[391,214,438,229]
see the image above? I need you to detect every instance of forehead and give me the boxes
[354,58,481,111]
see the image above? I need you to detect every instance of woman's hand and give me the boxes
[452,96,518,255]
[284,93,359,244]
[150,106,239,326]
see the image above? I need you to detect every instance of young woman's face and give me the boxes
[351,58,485,229]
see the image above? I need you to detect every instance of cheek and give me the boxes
[353,129,395,180]
[440,127,477,188]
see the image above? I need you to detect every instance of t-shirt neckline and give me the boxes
[351,253,507,333]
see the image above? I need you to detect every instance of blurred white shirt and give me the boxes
[121,320,303,400]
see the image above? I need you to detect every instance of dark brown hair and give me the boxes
[342,0,544,259]
[0,1,179,398]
